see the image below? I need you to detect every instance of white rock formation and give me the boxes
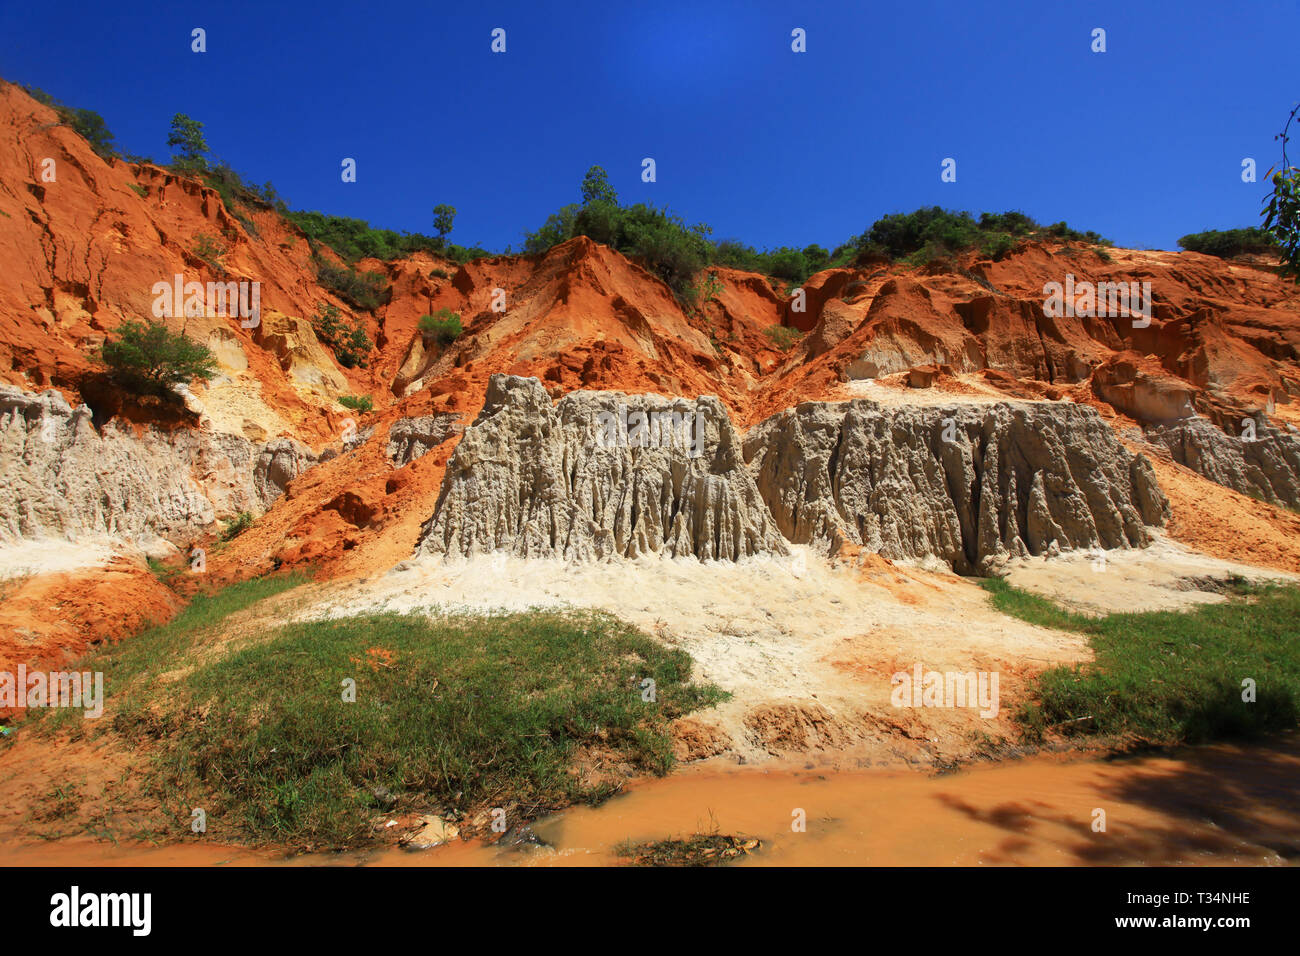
[743,399,1169,572]
[0,385,315,549]
[417,375,789,560]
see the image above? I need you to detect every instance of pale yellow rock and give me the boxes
[254,308,349,391]
[403,815,459,849]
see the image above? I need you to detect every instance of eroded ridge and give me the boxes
[743,399,1170,572]
[417,374,789,561]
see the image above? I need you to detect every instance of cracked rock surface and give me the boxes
[1144,416,1300,510]
[417,374,788,560]
[743,398,1169,572]
[0,385,314,548]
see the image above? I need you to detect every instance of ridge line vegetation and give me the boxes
[12,78,1298,304]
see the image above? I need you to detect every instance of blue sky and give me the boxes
[2,0,1296,252]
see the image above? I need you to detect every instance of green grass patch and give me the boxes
[763,325,804,352]
[220,511,254,541]
[29,573,308,739]
[981,578,1300,745]
[145,556,185,584]
[337,394,373,413]
[101,604,724,851]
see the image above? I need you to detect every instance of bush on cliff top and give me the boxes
[19,83,116,160]
[98,319,218,398]
[1178,227,1280,259]
[850,207,1110,264]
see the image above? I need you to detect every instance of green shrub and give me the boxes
[1178,227,1279,259]
[315,260,389,311]
[686,270,723,308]
[20,84,116,160]
[711,241,846,284]
[288,211,441,262]
[311,304,372,368]
[429,268,451,280]
[763,325,804,352]
[851,207,1110,263]
[523,169,713,303]
[98,319,218,397]
[220,512,254,542]
[418,309,463,346]
[979,233,1018,261]
[337,394,373,413]
[192,231,227,273]
[128,183,148,198]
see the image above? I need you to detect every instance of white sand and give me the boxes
[0,538,116,580]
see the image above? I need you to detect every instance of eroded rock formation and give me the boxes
[1145,416,1300,509]
[743,399,1169,572]
[418,377,1170,572]
[417,374,788,560]
[386,414,462,467]
[0,385,315,551]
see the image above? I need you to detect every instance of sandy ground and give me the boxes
[278,531,1298,769]
[0,538,181,682]
[839,376,1043,406]
[289,549,1077,767]
[1144,453,1300,575]
[1000,532,1297,616]
[0,538,115,580]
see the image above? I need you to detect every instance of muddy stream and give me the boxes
[4,735,1297,867]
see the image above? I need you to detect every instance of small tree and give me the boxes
[311,303,372,369]
[418,309,463,346]
[432,204,456,248]
[581,165,618,206]
[99,319,218,397]
[167,113,209,170]
[1263,101,1300,283]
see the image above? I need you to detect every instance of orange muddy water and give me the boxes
[4,736,1297,867]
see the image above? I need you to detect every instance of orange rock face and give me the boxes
[2,79,1300,670]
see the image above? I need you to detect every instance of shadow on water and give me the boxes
[932,733,1300,865]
